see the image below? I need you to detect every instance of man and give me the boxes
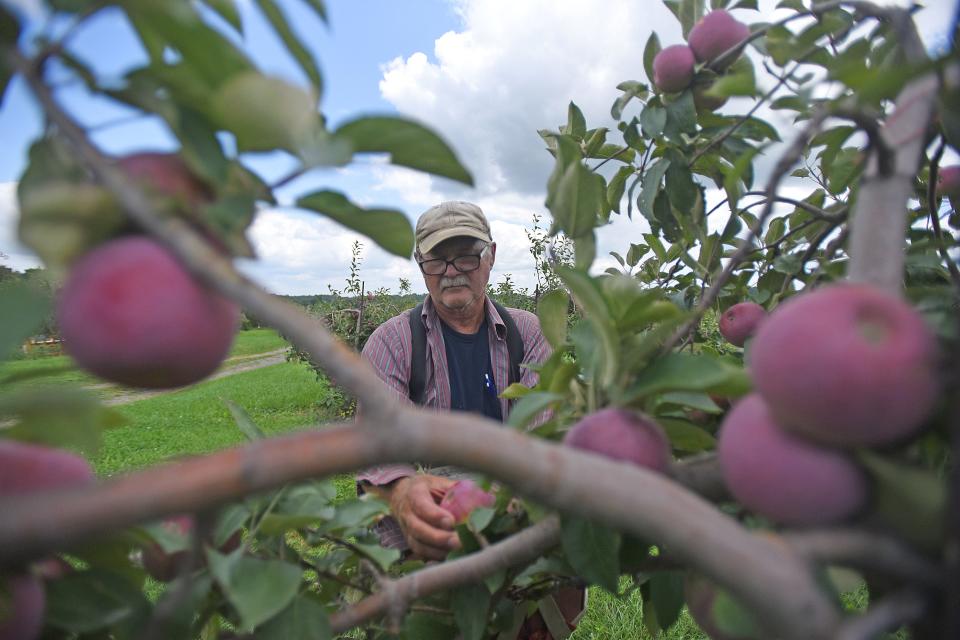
[357,201,585,638]
[358,200,551,558]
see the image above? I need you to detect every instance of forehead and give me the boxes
[423,236,483,258]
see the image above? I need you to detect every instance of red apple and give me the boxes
[563,408,671,472]
[0,574,45,640]
[719,302,766,347]
[936,165,960,198]
[58,236,240,389]
[653,45,696,94]
[438,480,495,524]
[0,440,95,496]
[750,284,939,447]
[688,10,750,67]
[717,394,869,526]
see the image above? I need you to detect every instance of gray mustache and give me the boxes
[440,276,469,288]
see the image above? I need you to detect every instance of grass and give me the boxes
[0,328,290,397]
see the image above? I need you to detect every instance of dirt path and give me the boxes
[101,348,289,406]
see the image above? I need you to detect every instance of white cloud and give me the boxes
[0,182,41,272]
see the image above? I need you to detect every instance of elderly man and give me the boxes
[358,201,551,557]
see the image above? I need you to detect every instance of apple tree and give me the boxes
[0,1,958,639]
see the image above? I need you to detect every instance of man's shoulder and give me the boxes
[365,308,415,349]
[493,304,543,337]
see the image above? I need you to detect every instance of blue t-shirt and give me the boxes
[440,318,503,422]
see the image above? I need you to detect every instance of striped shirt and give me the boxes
[357,294,552,487]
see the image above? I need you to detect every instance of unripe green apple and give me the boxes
[438,480,495,524]
[718,394,869,526]
[0,440,95,496]
[688,10,750,67]
[653,45,696,94]
[936,165,960,198]
[0,573,45,640]
[719,302,766,347]
[57,236,240,389]
[750,284,939,447]
[563,408,671,472]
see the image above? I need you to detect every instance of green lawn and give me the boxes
[0,328,289,395]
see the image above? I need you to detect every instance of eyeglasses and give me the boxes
[418,245,489,276]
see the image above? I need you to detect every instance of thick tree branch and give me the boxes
[329,516,561,633]
[784,529,944,588]
[0,415,842,639]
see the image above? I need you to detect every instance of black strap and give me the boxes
[407,300,525,406]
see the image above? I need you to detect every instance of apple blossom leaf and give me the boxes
[199,0,243,32]
[207,550,302,632]
[451,583,491,640]
[561,515,620,592]
[296,190,414,258]
[256,593,332,640]
[254,0,323,92]
[650,571,685,632]
[45,569,150,634]
[537,288,570,348]
[0,281,49,358]
[623,353,751,402]
[223,398,266,441]
[334,116,473,185]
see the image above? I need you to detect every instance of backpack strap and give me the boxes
[491,300,525,386]
[407,303,427,405]
[407,300,525,405]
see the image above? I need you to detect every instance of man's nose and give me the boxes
[443,260,460,277]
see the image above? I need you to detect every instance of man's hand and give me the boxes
[388,475,460,560]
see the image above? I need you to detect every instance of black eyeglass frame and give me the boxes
[417,244,490,276]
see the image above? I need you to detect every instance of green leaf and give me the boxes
[317,497,390,533]
[335,116,473,185]
[705,56,756,98]
[45,569,150,634]
[401,612,458,640]
[607,165,634,214]
[258,485,336,535]
[537,289,570,348]
[255,593,331,640]
[507,392,563,430]
[300,0,328,23]
[678,0,706,39]
[254,0,323,92]
[296,190,414,258]
[638,158,672,222]
[665,157,697,214]
[555,267,618,387]
[451,582,490,640]
[565,102,587,137]
[224,398,266,441]
[548,160,605,238]
[858,451,946,552]
[353,542,402,571]
[659,419,716,453]
[0,281,50,358]
[712,588,762,637]
[612,81,649,120]
[561,515,620,592]
[663,91,697,139]
[650,572,685,631]
[643,33,662,91]
[207,551,302,632]
[200,0,243,32]
[640,103,667,139]
[625,353,750,401]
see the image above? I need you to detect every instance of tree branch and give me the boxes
[329,516,561,633]
[0,416,842,639]
[926,141,960,295]
[835,588,928,640]
[784,528,944,588]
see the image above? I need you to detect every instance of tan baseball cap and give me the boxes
[415,201,492,255]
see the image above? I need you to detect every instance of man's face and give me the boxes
[418,237,496,313]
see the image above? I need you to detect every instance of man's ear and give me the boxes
[488,242,497,266]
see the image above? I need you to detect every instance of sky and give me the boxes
[0,0,956,296]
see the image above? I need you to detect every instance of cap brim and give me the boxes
[418,228,491,255]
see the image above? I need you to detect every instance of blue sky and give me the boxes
[0,0,956,295]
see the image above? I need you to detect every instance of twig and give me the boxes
[329,516,561,633]
[739,191,847,224]
[662,110,830,353]
[835,588,928,640]
[926,142,960,296]
[784,529,944,588]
